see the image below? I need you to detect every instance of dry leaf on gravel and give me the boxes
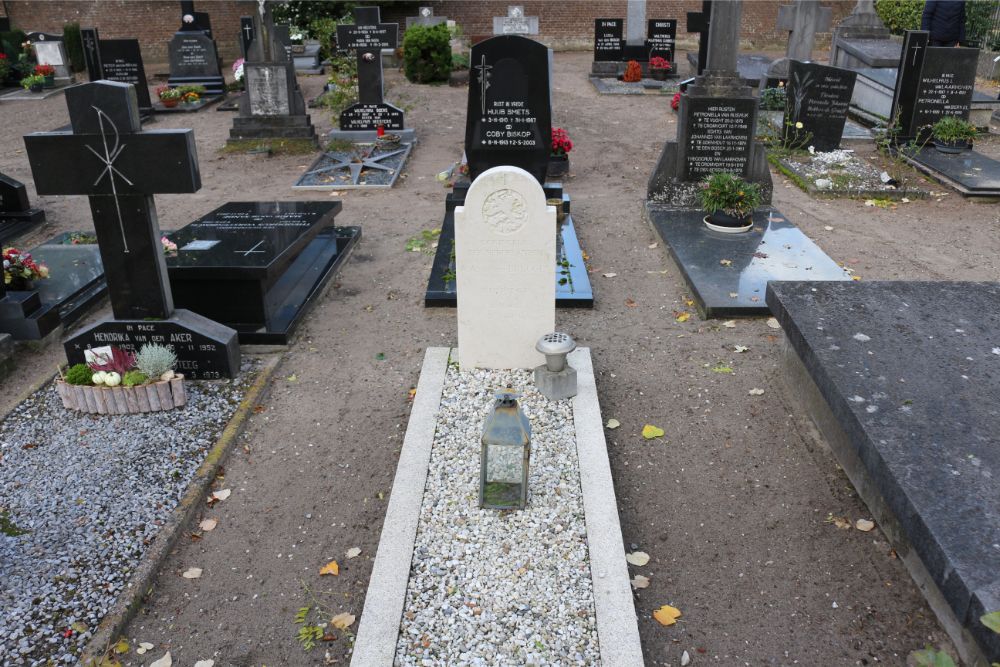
[182,567,203,579]
[653,604,682,626]
[748,388,765,396]
[320,560,340,576]
[766,318,781,329]
[625,298,637,308]
[681,650,691,666]
[641,424,665,440]
[605,418,620,429]
[675,312,690,323]
[722,320,736,328]
[331,612,356,629]
[648,242,658,249]
[734,345,749,353]
[826,514,852,530]
[602,272,618,278]
[346,547,361,559]
[199,518,217,532]
[631,575,650,589]
[855,519,875,532]
[149,653,172,667]
[113,638,129,654]
[625,551,650,566]
[211,489,231,502]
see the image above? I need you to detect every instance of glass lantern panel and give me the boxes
[483,443,524,507]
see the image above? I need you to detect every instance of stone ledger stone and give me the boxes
[455,166,555,370]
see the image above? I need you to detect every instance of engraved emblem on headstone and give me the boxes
[475,55,492,115]
[87,107,135,253]
[482,189,527,234]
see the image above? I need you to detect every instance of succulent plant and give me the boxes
[134,344,177,379]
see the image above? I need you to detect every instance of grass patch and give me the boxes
[220,138,318,156]
[324,139,356,153]
[1,509,28,537]
[767,154,811,194]
[405,228,441,254]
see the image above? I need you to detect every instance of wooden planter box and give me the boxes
[55,375,187,414]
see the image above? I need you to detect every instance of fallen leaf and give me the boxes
[626,551,650,566]
[330,612,356,629]
[641,424,665,440]
[766,317,781,329]
[211,488,231,502]
[149,653,172,667]
[631,574,650,589]
[320,560,340,576]
[602,272,618,278]
[194,661,215,667]
[346,547,361,559]
[722,320,736,328]
[734,345,749,353]
[407,387,417,400]
[113,638,129,654]
[71,621,88,633]
[199,518,217,532]
[653,604,682,626]
[286,374,298,382]
[605,418,621,430]
[855,519,875,532]
[719,259,732,266]
[648,242,658,249]
[675,312,690,323]
[748,388,765,396]
[253,405,266,414]
[182,567,203,579]
[625,298,637,308]
[981,610,1000,633]
[826,514,851,530]
[824,225,834,231]
[710,364,733,374]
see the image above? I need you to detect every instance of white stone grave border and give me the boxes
[350,346,642,666]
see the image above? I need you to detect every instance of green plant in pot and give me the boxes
[699,172,762,233]
[21,73,45,92]
[930,116,976,154]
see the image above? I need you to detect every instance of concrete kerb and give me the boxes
[349,346,642,666]
[79,352,284,665]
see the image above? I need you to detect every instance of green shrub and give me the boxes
[122,370,149,387]
[699,172,762,217]
[309,17,340,61]
[451,52,469,71]
[874,0,923,35]
[402,23,451,84]
[65,363,93,386]
[135,343,177,379]
[759,86,786,111]
[62,22,84,73]
[931,116,976,143]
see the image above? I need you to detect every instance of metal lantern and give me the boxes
[479,390,531,510]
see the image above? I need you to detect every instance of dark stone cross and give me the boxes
[337,7,399,106]
[81,27,103,80]
[240,16,254,59]
[687,0,712,75]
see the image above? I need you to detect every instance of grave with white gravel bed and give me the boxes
[0,362,259,666]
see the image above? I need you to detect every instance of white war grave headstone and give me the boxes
[455,166,555,370]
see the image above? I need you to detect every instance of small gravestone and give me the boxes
[455,166,554,370]
[784,60,857,151]
[406,6,446,28]
[26,32,73,84]
[763,0,832,85]
[0,171,46,245]
[493,6,538,36]
[466,36,552,185]
[593,18,624,62]
[80,28,153,114]
[239,16,254,60]
[166,1,225,96]
[24,81,240,378]
[646,19,677,62]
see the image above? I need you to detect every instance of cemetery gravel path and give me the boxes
[1,52,998,666]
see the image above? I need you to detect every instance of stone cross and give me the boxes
[493,6,539,36]
[337,7,399,106]
[626,0,646,46]
[81,27,103,80]
[686,1,712,75]
[248,0,287,63]
[23,82,200,321]
[778,0,831,61]
[455,165,555,370]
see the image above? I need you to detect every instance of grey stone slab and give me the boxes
[589,76,668,95]
[645,206,849,317]
[837,37,900,67]
[766,280,1000,664]
[293,142,413,190]
[0,85,71,101]
[905,146,1000,197]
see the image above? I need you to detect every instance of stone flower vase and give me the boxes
[56,375,187,414]
[547,154,569,179]
[932,139,968,154]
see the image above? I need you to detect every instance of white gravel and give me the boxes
[395,366,600,666]
[0,362,258,666]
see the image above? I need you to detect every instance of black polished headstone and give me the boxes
[0,173,31,214]
[784,60,856,152]
[167,30,224,95]
[682,97,757,180]
[465,35,552,185]
[593,18,624,61]
[335,6,401,131]
[240,16,255,60]
[81,27,102,81]
[98,40,153,112]
[0,171,45,240]
[686,1,711,76]
[646,19,677,62]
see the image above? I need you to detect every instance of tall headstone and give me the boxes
[646,19,677,62]
[406,6,447,28]
[80,28,152,114]
[466,35,552,185]
[764,0,832,83]
[890,31,979,140]
[648,0,772,206]
[784,60,857,151]
[335,7,405,133]
[229,0,316,145]
[593,18,624,62]
[166,0,225,95]
[493,6,539,36]
[626,0,646,46]
[24,81,240,378]
[686,1,712,76]
[455,165,555,370]
[26,32,73,84]
[239,16,254,60]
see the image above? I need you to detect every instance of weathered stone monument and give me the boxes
[26,32,73,85]
[493,6,539,36]
[455,166,554,370]
[407,6,447,28]
[762,0,832,86]
[829,0,898,69]
[228,0,316,145]
[24,81,240,377]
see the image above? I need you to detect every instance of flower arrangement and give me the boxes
[671,92,681,112]
[161,236,178,255]
[649,56,671,71]
[551,127,573,156]
[176,84,205,103]
[232,57,245,82]
[33,63,55,77]
[63,232,98,245]
[3,247,49,287]
[20,73,45,90]
[699,172,762,223]
[157,85,181,101]
[59,344,185,414]
[622,60,642,83]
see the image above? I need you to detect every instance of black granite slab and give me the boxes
[785,60,857,152]
[31,235,107,326]
[767,280,1000,663]
[426,186,593,308]
[593,18,624,62]
[0,172,45,242]
[646,207,849,317]
[97,39,153,112]
[646,19,677,62]
[905,146,1000,197]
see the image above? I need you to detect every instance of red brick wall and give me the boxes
[1,0,857,68]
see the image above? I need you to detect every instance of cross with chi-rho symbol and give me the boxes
[24,81,200,321]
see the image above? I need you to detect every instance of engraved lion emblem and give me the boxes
[481,189,527,234]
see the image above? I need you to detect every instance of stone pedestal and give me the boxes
[533,364,577,400]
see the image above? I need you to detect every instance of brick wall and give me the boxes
[1,0,857,69]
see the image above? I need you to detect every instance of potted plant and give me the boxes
[648,56,671,81]
[177,84,205,105]
[21,73,45,93]
[620,59,642,83]
[699,172,762,233]
[55,343,187,414]
[548,127,573,178]
[930,116,976,154]
[3,246,49,290]
[33,63,55,87]
[157,85,181,108]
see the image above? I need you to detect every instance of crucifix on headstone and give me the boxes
[686,1,712,75]
[240,17,255,59]
[81,27,103,80]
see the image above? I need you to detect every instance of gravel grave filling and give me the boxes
[0,361,259,665]
[395,364,600,666]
